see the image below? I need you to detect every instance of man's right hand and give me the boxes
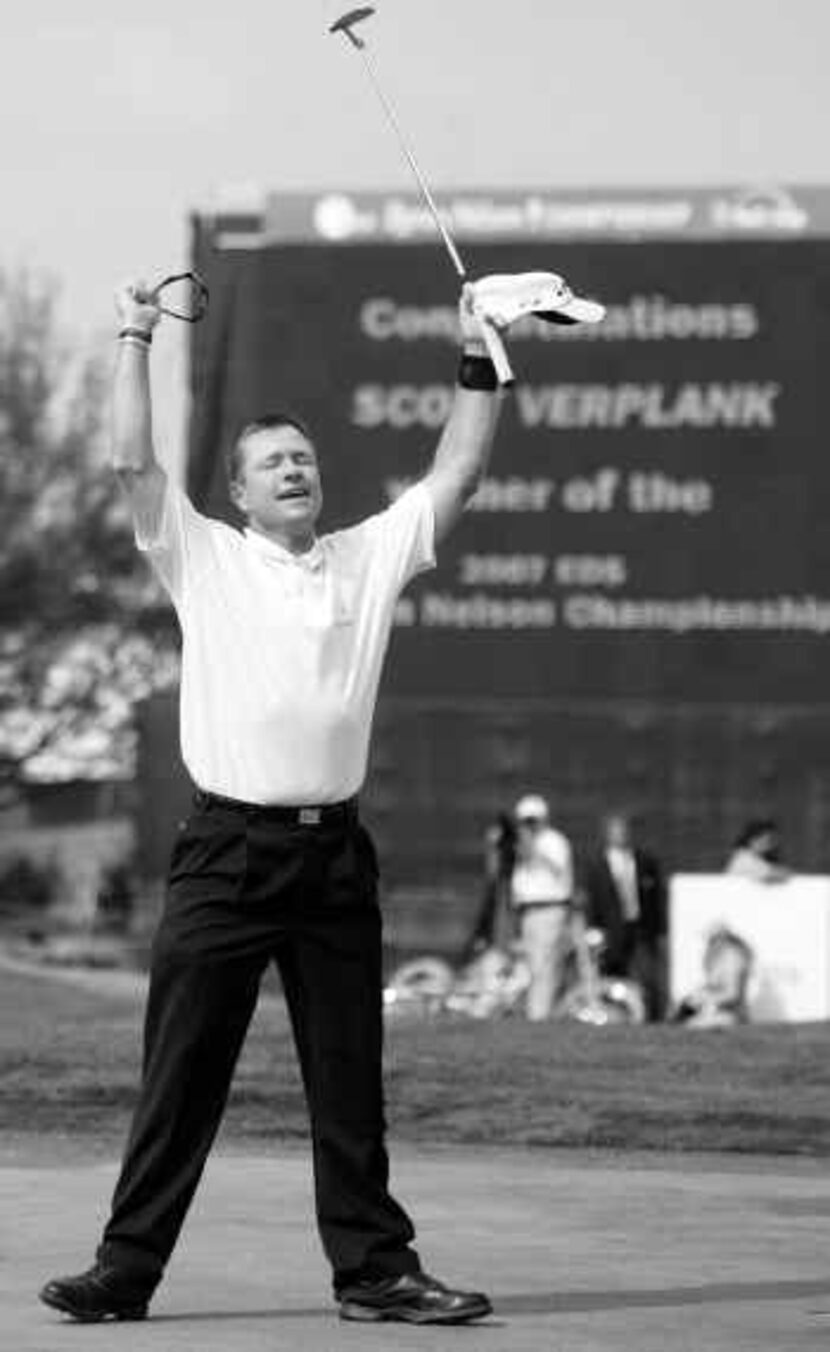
[115,279,161,335]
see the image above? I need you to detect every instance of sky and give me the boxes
[4,0,830,458]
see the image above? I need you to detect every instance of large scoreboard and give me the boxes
[191,189,830,705]
[179,186,830,921]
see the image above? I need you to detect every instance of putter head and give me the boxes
[329,6,375,48]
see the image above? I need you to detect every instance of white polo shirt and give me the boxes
[511,827,574,907]
[605,845,640,921]
[136,480,435,804]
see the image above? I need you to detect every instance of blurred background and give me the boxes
[3,1,830,1026]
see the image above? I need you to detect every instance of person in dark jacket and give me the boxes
[462,812,518,961]
[582,811,667,1021]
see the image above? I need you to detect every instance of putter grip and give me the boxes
[480,320,514,387]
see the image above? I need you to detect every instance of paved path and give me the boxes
[4,1143,830,1351]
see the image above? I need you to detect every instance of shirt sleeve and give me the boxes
[359,482,436,594]
[134,479,216,604]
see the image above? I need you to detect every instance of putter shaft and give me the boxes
[330,6,466,279]
[329,6,514,384]
[358,46,466,278]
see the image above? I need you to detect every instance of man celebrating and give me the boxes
[40,279,507,1325]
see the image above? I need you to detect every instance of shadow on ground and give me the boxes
[107,1278,830,1326]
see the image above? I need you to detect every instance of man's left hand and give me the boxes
[458,283,489,354]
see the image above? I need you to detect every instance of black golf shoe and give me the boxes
[337,1270,492,1324]
[39,1261,155,1322]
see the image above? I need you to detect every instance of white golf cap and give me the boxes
[472,271,605,328]
[514,794,549,822]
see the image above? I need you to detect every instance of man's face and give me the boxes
[749,829,779,861]
[603,815,631,849]
[230,425,323,541]
[516,814,544,838]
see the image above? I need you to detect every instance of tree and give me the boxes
[0,268,179,791]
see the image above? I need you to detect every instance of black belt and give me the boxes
[193,788,358,826]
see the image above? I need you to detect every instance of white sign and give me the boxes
[670,874,830,1022]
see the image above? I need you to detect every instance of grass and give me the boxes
[2,964,830,1158]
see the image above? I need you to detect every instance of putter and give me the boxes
[329,6,514,385]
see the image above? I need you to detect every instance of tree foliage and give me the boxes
[0,269,179,789]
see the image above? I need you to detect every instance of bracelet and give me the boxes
[457,352,498,392]
[118,327,153,346]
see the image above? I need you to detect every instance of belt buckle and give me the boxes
[299,807,322,826]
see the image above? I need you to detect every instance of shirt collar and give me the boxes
[243,528,324,572]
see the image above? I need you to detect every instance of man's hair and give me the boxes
[601,809,632,830]
[226,412,314,486]
[732,817,780,851]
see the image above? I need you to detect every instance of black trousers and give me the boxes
[609,923,666,1022]
[97,795,420,1292]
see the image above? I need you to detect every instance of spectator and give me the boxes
[582,811,667,1021]
[672,925,755,1027]
[95,860,136,936]
[725,818,790,884]
[510,794,574,1021]
[462,812,517,961]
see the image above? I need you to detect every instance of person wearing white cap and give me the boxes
[510,795,575,1020]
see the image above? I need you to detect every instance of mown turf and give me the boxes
[2,966,830,1156]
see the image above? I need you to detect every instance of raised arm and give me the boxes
[111,280,167,539]
[421,285,508,544]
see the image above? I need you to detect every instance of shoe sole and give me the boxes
[339,1297,492,1325]
[39,1290,148,1323]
